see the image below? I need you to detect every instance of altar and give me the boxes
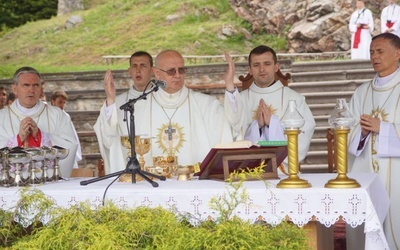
[0,173,389,250]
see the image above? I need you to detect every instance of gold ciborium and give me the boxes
[325,98,360,188]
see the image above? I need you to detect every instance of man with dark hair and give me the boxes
[50,89,82,169]
[347,32,400,250]
[224,45,315,174]
[0,66,79,177]
[0,86,6,109]
[6,92,16,105]
[95,51,155,174]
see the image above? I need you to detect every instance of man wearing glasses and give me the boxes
[95,50,233,175]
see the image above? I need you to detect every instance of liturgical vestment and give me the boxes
[224,81,316,168]
[0,101,79,177]
[348,72,400,250]
[95,86,233,174]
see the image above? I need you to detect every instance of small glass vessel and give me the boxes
[280,100,305,130]
[328,98,355,129]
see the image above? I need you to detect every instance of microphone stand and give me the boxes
[80,85,166,187]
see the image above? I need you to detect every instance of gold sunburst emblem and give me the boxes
[370,106,389,122]
[156,122,186,154]
[252,104,278,120]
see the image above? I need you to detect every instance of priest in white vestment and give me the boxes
[95,50,233,174]
[223,46,315,173]
[348,33,400,250]
[0,67,79,178]
[349,1,374,60]
[381,0,400,37]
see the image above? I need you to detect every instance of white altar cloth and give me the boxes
[0,173,389,249]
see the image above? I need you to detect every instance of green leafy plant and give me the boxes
[2,172,307,249]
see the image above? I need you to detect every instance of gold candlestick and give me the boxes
[324,128,360,188]
[277,100,311,189]
[325,98,360,188]
[276,129,311,188]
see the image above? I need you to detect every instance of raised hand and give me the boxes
[223,52,236,92]
[104,69,116,106]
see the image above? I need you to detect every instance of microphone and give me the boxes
[150,79,167,89]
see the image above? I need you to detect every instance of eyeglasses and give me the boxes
[155,67,187,76]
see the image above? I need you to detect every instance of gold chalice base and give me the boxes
[118,173,143,182]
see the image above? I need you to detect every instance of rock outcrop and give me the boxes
[229,0,385,52]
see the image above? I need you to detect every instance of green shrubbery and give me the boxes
[1,169,308,249]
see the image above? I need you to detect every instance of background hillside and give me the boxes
[0,0,286,79]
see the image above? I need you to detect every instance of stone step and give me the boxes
[291,68,375,82]
[291,59,371,73]
[289,79,364,93]
[302,91,354,105]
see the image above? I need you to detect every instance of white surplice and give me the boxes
[349,8,374,60]
[348,71,400,250]
[224,81,316,169]
[0,100,79,177]
[94,86,233,174]
[381,4,400,37]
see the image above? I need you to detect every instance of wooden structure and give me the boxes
[238,69,291,90]
[326,128,336,173]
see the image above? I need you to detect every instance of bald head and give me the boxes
[153,50,186,94]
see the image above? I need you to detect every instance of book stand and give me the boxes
[197,146,287,181]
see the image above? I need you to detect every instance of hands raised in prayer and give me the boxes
[19,117,38,142]
[257,99,272,128]
[104,70,116,106]
[360,114,380,137]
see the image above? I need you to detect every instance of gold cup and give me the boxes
[120,135,151,182]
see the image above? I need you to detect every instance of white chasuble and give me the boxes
[348,73,400,250]
[0,101,79,177]
[95,86,233,174]
[225,81,316,165]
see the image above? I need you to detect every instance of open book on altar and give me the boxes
[196,140,288,181]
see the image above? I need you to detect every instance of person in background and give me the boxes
[223,45,316,174]
[347,32,400,250]
[0,86,7,109]
[6,92,16,106]
[95,50,233,174]
[0,67,78,177]
[50,90,82,169]
[349,0,374,60]
[381,0,400,37]
[94,51,155,174]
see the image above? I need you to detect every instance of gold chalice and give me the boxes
[134,135,151,168]
[120,135,151,182]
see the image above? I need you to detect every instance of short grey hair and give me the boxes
[12,66,43,85]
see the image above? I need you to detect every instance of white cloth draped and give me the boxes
[348,71,400,250]
[0,173,389,249]
[94,86,233,174]
[0,101,79,177]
